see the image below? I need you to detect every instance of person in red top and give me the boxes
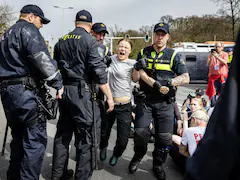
[206,42,228,107]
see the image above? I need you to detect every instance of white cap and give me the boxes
[190,110,209,122]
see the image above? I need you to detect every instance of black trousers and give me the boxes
[100,102,132,157]
[52,85,101,180]
[1,84,47,180]
[134,100,174,166]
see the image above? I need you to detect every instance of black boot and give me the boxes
[152,165,166,180]
[148,136,155,143]
[60,169,74,180]
[128,154,142,174]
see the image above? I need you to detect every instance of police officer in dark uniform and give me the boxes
[129,22,190,180]
[92,22,112,65]
[51,10,114,180]
[0,5,63,180]
[92,22,109,44]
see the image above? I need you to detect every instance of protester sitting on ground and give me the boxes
[181,92,195,113]
[194,88,209,109]
[181,88,209,118]
[171,97,206,165]
[179,97,206,133]
[179,110,209,157]
[170,110,209,172]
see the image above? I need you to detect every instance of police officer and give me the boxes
[129,22,190,180]
[92,22,109,44]
[0,5,63,180]
[227,48,233,68]
[51,10,114,180]
[92,22,112,65]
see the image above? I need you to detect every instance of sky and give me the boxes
[1,0,218,46]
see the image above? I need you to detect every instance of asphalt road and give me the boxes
[0,84,207,180]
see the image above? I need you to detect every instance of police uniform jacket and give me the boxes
[137,46,188,102]
[0,19,62,90]
[54,27,107,85]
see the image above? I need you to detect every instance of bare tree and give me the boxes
[0,4,15,35]
[212,0,240,40]
[139,25,152,35]
[108,24,123,37]
[159,15,174,26]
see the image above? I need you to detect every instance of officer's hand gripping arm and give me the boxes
[104,55,112,67]
[134,58,148,71]
[132,52,146,82]
[139,70,170,94]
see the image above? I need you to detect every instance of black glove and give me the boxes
[104,55,112,67]
[134,58,148,71]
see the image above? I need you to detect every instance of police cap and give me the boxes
[20,4,50,24]
[76,10,92,23]
[154,22,170,34]
[92,23,109,34]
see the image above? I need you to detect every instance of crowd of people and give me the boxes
[168,37,233,175]
[0,4,234,180]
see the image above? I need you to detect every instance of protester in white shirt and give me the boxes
[179,110,209,157]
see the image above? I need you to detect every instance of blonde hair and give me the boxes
[191,98,206,113]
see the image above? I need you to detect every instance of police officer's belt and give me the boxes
[0,77,28,86]
[63,78,91,94]
[63,78,83,86]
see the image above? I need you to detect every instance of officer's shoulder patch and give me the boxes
[98,47,105,57]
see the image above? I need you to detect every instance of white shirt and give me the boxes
[181,126,206,156]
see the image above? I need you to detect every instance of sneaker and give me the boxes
[152,165,166,180]
[60,169,74,180]
[100,148,107,161]
[109,155,118,166]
